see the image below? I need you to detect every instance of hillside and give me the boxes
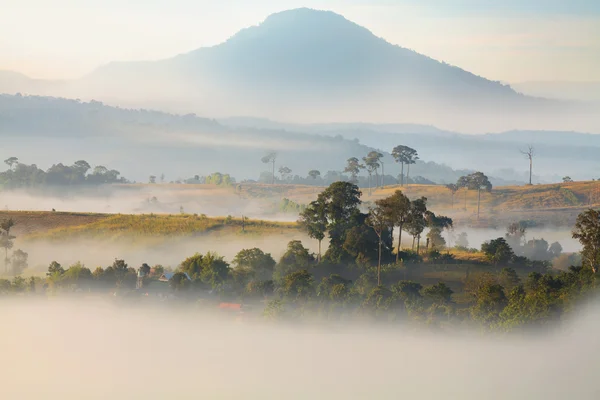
[0,94,510,184]
[3,181,599,237]
[1,9,595,133]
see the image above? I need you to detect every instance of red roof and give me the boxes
[218,303,242,310]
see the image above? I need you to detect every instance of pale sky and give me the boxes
[1,0,599,82]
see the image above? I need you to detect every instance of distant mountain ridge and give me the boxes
[0,8,597,133]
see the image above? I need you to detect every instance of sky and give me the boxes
[1,0,599,83]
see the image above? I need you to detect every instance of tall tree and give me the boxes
[344,157,364,184]
[520,145,535,186]
[363,151,383,192]
[299,200,327,262]
[0,218,15,273]
[573,209,600,273]
[392,145,418,186]
[457,175,470,210]
[366,206,387,286]
[468,172,492,220]
[261,152,277,185]
[308,170,321,193]
[376,190,411,263]
[445,184,459,209]
[406,151,419,185]
[4,157,18,170]
[406,197,428,253]
[278,166,292,182]
[317,182,362,264]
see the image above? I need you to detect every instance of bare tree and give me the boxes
[520,145,534,186]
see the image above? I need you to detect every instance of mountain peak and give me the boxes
[262,8,351,25]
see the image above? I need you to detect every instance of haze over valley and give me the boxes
[2,2,600,399]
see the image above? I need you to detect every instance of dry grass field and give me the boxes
[1,181,598,242]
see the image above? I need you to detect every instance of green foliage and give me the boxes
[198,252,230,290]
[573,209,600,273]
[204,172,235,186]
[232,248,276,281]
[279,198,306,214]
[169,272,191,291]
[481,237,515,266]
[423,282,453,305]
[281,269,314,300]
[0,159,126,188]
[274,240,314,282]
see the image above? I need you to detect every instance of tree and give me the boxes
[464,172,492,220]
[232,248,276,281]
[179,253,204,279]
[199,252,230,290]
[139,263,151,276]
[426,212,453,251]
[498,268,521,292]
[169,272,191,291]
[445,184,459,209]
[563,176,573,183]
[406,197,428,253]
[392,145,418,186]
[299,200,327,262]
[366,206,387,285]
[456,175,470,210]
[363,151,383,195]
[423,282,453,305]
[455,232,469,249]
[0,218,15,273]
[470,282,508,326]
[10,249,28,276]
[344,157,364,184]
[278,166,292,182]
[317,274,352,302]
[149,175,156,184]
[520,145,534,186]
[376,190,411,263]
[573,209,600,273]
[317,182,363,264]
[481,238,514,266]
[308,170,321,191]
[281,269,314,300]
[274,240,314,281]
[4,157,18,170]
[47,261,65,276]
[261,152,277,185]
[391,281,423,307]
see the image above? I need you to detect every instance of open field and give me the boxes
[1,181,598,239]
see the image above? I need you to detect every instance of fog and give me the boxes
[2,298,600,399]
[1,187,295,222]
[19,233,319,273]
[445,227,581,253]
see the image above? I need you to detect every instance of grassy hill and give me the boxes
[14,212,298,243]
[1,180,597,242]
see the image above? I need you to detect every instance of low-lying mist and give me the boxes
[20,233,319,273]
[2,298,600,399]
[445,227,581,253]
[1,187,297,222]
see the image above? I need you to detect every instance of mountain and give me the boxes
[1,93,492,185]
[512,81,600,103]
[1,8,597,133]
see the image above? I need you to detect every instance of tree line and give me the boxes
[0,157,127,188]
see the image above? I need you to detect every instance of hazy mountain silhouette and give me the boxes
[0,8,597,132]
